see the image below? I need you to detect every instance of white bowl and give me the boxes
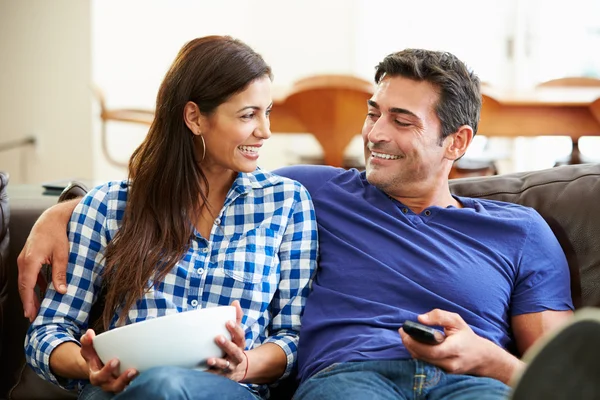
[93,305,235,374]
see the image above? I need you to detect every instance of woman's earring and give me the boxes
[199,135,206,162]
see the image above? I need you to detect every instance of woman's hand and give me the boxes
[80,329,138,393]
[207,300,249,382]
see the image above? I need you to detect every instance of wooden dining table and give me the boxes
[98,78,600,168]
[478,86,600,137]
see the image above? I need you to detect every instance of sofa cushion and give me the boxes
[8,364,77,400]
[449,163,600,309]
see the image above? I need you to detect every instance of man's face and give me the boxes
[362,75,450,194]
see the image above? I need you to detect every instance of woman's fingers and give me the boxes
[80,329,104,372]
[89,358,120,387]
[211,357,233,372]
[90,361,137,393]
[106,369,138,393]
[206,301,247,381]
[232,300,243,325]
[226,320,246,349]
[217,333,245,364]
[80,328,138,393]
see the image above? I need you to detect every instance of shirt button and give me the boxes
[202,247,209,253]
[197,268,204,275]
[190,299,199,307]
[424,210,431,216]
[214,218,221,225]
[402,208,408,214]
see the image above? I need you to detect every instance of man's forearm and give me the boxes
[45,198,80,225]
[19,196,82,320]
[476,340,525,384]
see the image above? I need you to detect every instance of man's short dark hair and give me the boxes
[374,49,481,143]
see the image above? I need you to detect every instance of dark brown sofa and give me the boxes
[2,163,600,399]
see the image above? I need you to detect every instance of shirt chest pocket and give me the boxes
[221,228,278,284]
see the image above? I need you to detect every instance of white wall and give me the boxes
[0,0,92,184]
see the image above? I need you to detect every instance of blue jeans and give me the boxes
[294,360,510,400]
[78,366,259,400]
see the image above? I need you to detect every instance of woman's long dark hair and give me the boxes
[102,36,272,328]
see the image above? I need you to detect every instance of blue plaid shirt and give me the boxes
[25,169,318,398]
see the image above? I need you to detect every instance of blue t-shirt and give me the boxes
[275,165,573,382]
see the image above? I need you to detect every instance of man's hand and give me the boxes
[399,309,523,384]
[18,199,79,321]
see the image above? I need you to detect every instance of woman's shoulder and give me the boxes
[246,169,307,193]
[81,179,129,208]
[240,170,315,210]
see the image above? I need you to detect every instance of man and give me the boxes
[19,49,573,399]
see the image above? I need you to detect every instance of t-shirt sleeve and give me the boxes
[511,210,574,315]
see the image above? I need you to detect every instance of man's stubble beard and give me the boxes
[366,162,429,196]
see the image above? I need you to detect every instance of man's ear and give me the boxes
[183,101,206,136]
[445,125,474,161]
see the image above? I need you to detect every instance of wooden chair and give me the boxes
[272,75,375,167]
[92,86,154,168]
[536,77,600,165]
[449,158,498,179]
[448,93,501,178]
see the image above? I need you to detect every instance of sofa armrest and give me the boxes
[1,185,74,399]
[58,182,89,203]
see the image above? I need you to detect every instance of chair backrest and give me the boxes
[280,75,374,167]
[537,77,600,87]
[91,85,154,168]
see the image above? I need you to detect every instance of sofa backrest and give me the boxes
[449,163,600,309]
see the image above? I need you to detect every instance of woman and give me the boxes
[25,36,318,400]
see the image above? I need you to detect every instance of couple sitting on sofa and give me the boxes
[18,35,596,400]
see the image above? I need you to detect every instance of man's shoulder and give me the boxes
[273,165,357,194]
[462,196,545,224]
[273,165,345,182]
